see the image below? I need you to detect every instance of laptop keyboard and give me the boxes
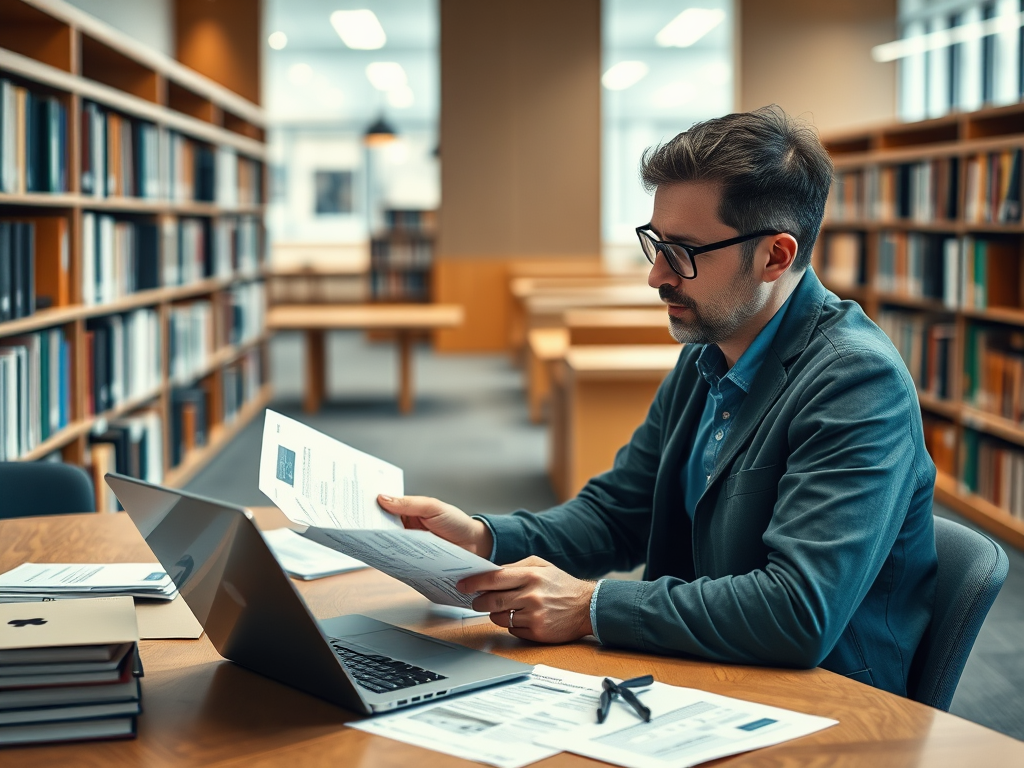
[329,640,448,694]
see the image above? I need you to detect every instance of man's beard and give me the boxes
[660,277,767,345]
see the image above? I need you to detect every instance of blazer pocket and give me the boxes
[725,464,781,499]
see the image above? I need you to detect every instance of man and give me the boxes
[378,106,937,697]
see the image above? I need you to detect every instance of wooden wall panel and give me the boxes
[175,0,261,105]
[434,255,602,352]
[738,0,897,134]
[438,0,601,350]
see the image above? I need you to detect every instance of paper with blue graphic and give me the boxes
[258,410,499,607]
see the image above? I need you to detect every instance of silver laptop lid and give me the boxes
[104,473,368,712]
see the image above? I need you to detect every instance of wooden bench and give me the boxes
[267,304,464,415]
[549,344,682,500]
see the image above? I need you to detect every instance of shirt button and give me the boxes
[722,411,730,420]
[715,430,724,441]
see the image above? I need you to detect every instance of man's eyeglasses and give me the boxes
[636,225,785,280]
[597,674,654,724]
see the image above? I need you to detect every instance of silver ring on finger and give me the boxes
[508,609,515,628]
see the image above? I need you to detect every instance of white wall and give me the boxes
[64,0,174,57]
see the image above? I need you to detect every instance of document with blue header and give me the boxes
[258,410,499,607]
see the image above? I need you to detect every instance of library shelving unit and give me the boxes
[370,208,436,302]
[818,101,1024,549]
[0,0,271,509]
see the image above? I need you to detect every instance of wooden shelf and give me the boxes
[164,383,272,487]
[821,104,1024,550]
[0,278,237,339]
[0,0,270,511]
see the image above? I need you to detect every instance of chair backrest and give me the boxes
[907,516,1008,711]
[0,462,96,518]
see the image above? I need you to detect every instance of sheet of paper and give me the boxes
[261,527,367,580]
[0,563,176,599]
[536,682,838,768]
[258,411,501,608]
[134,595,203,639]
[301,527,498,608]
[258,409,403,530]
[349,665,605,768]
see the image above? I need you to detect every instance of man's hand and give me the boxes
[458,556,596,644]
[376,494,493,558]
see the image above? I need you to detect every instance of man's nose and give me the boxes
[648,250,680,290]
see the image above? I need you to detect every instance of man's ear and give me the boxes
[762,233,799,282]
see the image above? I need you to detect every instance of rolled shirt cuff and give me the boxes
[590,579,605,643]
[472,515,498,562]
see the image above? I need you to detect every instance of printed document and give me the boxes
[261,527,367,580]
[258,411,499,607]
[349,665,604,768]
[536,681,837,768]
[0,563,176,601]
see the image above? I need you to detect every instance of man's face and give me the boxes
[646,181,768,346]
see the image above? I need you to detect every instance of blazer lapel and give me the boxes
[703,269,829,491]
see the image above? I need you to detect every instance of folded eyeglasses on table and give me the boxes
[596,674,654,724]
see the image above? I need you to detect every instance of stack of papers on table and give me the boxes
[0,564,177,602]
[258,410,499,607]
[351,665,837,768]
[0,597,143,747]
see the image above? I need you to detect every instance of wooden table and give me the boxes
[268,304,464,415]
[551,345,683,500]
[3,511,1023,766]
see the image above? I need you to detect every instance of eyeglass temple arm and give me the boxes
[618,686,652,722]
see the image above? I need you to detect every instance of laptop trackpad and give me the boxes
[349,629,458,662]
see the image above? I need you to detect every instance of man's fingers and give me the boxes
[377,494,451,519]
[458,566,533,594]
[474,588,526,614]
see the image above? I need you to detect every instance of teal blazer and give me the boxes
[484,269,937,696]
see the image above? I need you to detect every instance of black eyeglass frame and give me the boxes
[596,674,654,724]
[636,225,788,280]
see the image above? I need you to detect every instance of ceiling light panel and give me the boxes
[366,62,408,91]
[268,31,288,50]
[602,61,649,90]
[331,9,387,50]
[655,8,726,48]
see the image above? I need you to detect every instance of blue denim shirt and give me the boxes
[683,290,796,519]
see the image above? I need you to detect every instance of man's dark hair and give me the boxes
[639,105,833,271]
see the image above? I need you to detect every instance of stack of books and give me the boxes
[0,596,142,746]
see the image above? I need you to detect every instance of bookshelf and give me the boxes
[370,208,436,302]
[0,0,270,511]
[818,101,1024,550]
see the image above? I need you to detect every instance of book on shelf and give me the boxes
[214,215,263,278]
[170,385,208,467]
[876,231,959,306]
[382,208,437,234]
[88,410,163,512]
[959,237,1019,310]
[963,324,1024,423]
[222,347,262,425]
[0,597,141,747]
[961,430,1024,521]
[81,213,160,305]
[85,309,161,416]
[168,300,212,385]
[819,231,864,287]
[829,160,960,223]
[225,281,266,347]
[922,416,956,477]
[878,310,956,400]
[0,79,68,195]
[0,326,72,460]
[964,148,1022,224]
[0,216,73,320]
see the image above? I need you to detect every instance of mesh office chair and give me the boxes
[0,462,96,518]
[906,516,1008,711]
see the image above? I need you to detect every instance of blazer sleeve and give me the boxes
[592,347,932,668]
[479,353,687,579]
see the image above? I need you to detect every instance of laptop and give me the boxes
[105,474,532,714]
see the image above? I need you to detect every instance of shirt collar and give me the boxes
[695,281,799,394]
